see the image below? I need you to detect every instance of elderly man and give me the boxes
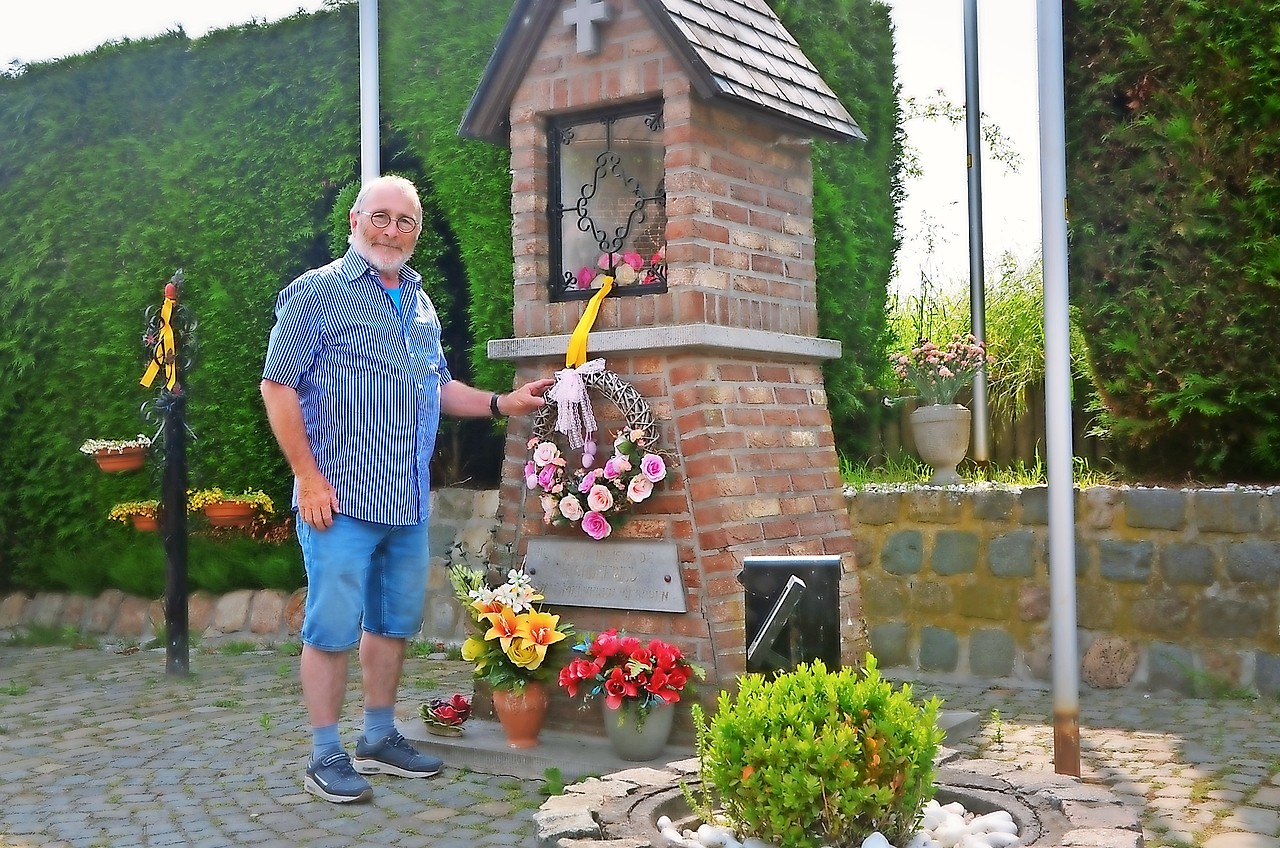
[261,175,551,803]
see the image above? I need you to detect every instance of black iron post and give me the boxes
[142,269,195,677]
[161,388,189,676]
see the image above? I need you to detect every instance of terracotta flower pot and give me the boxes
[131,513,159,532]
[203,501,255,527]
[94,446,147,473]
[491,682,550,748]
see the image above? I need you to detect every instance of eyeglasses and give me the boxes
[356,210,420,233]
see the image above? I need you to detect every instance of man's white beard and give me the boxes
[351,230,413,274]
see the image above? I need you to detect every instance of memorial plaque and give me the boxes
[524,539,687,612]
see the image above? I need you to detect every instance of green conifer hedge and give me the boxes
[1065,0,1280,477]
[0,0,899,594]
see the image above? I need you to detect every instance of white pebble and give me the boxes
[980,834,1020,848]
[941,802,966,816]
[742,839,776,848]
[932,820,967,848]
[657,816,698,847]
[967,812,1017,835]
[696,823,742,848]
[919,803,947,831]
[861,833,892,848]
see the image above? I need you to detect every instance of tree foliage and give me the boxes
[774,0,902,462]
[1064,0,1280,477]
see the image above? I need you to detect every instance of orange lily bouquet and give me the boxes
[449,562,575,692]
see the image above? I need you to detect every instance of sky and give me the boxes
[883,0,1042,296]
[3,0,1041,296]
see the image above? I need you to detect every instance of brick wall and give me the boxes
[852,485,1280,695]
[494,0,860,690]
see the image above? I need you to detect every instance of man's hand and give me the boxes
[296,470,340,530]
[499,378,554,416]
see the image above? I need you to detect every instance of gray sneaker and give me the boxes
[304,752,373,803]
[353,731,443,778]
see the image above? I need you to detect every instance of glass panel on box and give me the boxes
[549,102,667,302]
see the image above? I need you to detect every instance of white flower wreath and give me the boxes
[524,367,669,540]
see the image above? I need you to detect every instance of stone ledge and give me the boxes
[488,324,842,362]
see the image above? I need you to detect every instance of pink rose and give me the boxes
[604,455,632,481]
[537,464,558,490]
[587,484,614,513]
[627,475,653,503]
[622,251,644,270]
[576,266,596,288]
[540,495,556,523]
[533,441,560,467]
[578,468,601,493]
[640,453,667,483]
[559,495,584,522]
[582,511,612,540]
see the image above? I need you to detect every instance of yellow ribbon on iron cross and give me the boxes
[565,275,614,368]
[140,295,179,391]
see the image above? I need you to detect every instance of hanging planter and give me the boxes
[203,501,255,527]
[80,436,152,474]
[188,488,274,528]
[131,513,160,532]
[108,500,160,532]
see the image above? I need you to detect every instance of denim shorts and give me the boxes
[296,513,430,650]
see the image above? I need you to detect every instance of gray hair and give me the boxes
[350,175,422,218]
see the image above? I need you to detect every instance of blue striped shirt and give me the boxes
[262,247,451,525]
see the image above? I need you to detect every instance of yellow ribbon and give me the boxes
[140,296,179,391]
[565,276,613,368]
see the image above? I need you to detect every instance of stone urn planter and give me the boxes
[910,403,971,485]
[603,701,676,761]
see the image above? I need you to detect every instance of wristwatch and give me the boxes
[490,392,505,417]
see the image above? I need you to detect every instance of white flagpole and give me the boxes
[1036,0,1081,777]
[359,0,379,183]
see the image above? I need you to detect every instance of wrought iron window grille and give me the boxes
[547,102,667,302]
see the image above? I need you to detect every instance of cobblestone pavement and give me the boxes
[6,645,1280,848]
[0,646,541,848]
[908,678,1280,848]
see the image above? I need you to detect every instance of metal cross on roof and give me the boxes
[562,0,612,55]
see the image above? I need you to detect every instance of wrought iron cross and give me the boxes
[562,0,612,55]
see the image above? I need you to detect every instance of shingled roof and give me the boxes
[459,0,865,145]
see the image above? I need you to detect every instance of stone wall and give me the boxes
[0,488,499,647]
[15,484,1277,701]
[852,484,1280,695]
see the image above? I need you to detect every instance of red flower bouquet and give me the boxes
[557,629,703,722]
[420,694,471,737]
